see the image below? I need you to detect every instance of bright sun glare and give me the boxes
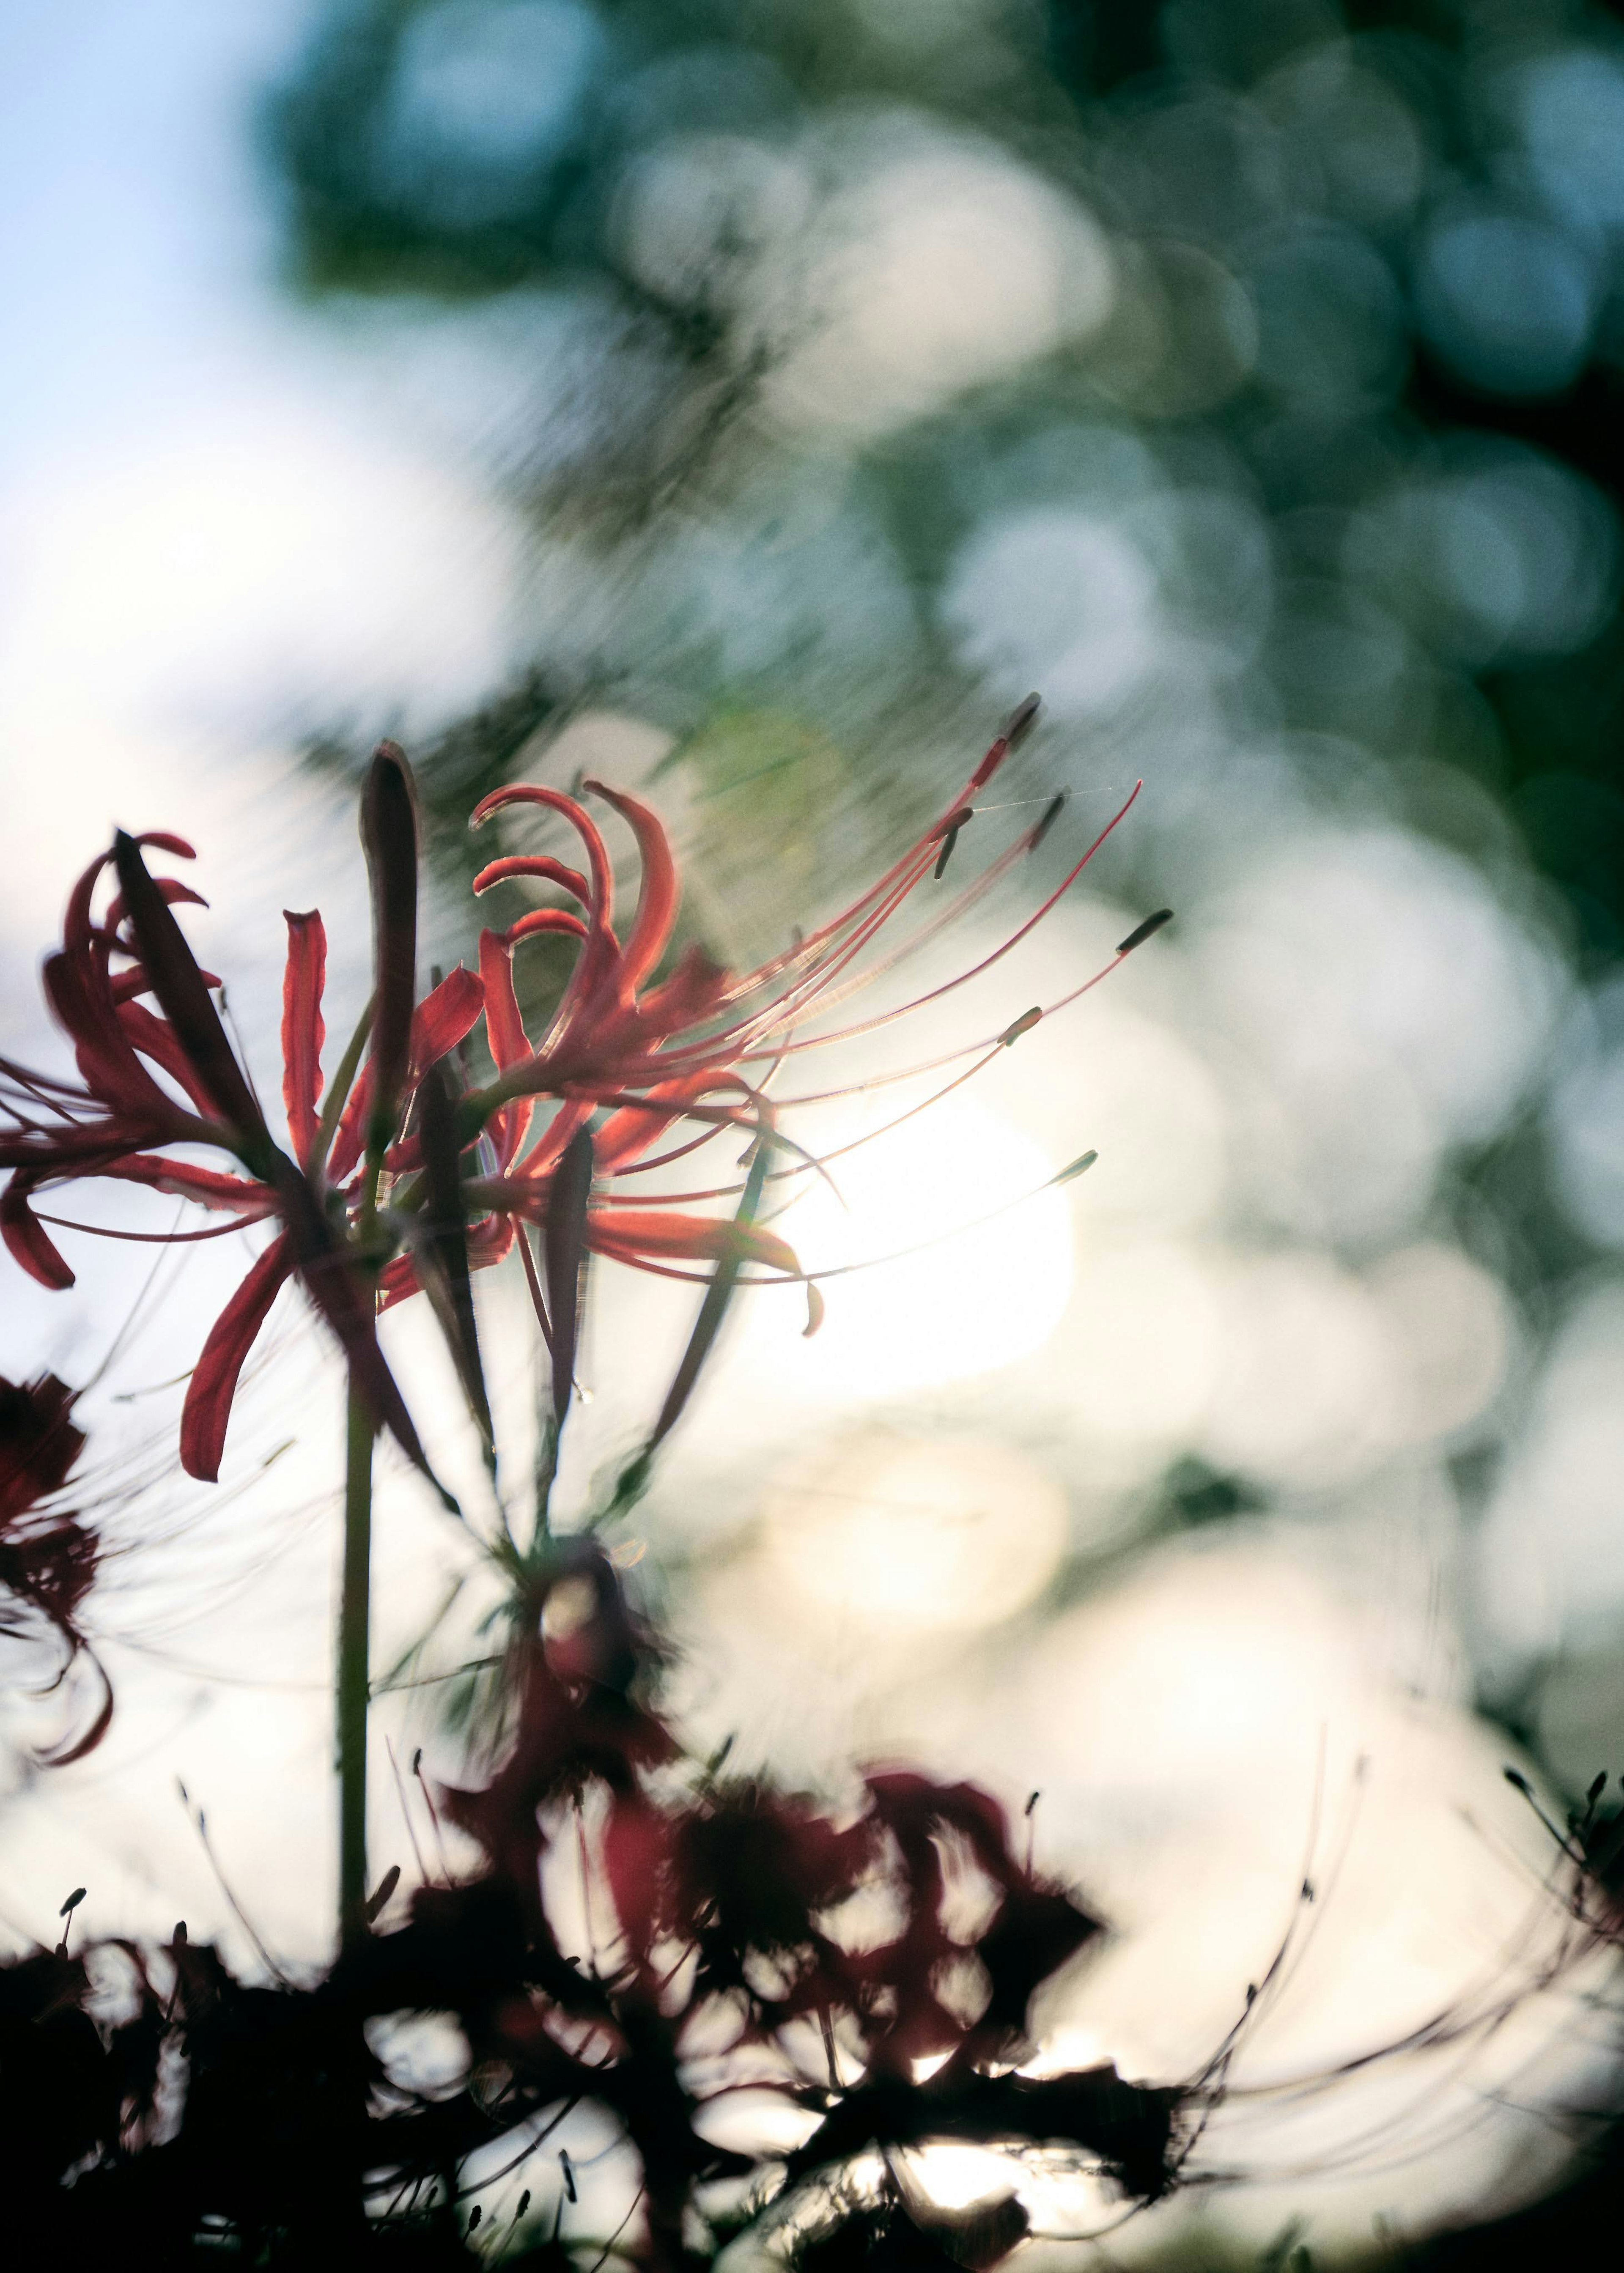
[766,1093,1075,1396]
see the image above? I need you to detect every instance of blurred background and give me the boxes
[7,0,1624,2256]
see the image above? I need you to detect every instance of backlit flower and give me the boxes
[0,761,475,1483]
[451,697,1144,1323]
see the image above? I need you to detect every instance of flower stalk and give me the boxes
[337,1374,375,1948]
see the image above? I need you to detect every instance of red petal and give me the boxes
[473,853,591,904]
[328,965,484,1184]
[582,781,678,995]
[43,949,166,1116]
[0,1175,75,1289]
[601,1790,669,1974]
[470,784,621,1041]
[116,999,220,1115]
[588,1208,800,1276]
[469,784,615,925]
[505,908,589,946]
[179,1234,294,1480]
[593,1070,749,1171]
[478,928,535,1171]
[100,1154,275,1214]
[280,910,327,1165]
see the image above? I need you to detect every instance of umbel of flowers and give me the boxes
[0,702,1158,1990]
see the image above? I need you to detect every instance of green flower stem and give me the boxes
[337,1374,375,1949]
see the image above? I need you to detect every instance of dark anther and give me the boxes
[1028,792,1065,853]
[1117,909,1174,956]
[1004,693,1042,746]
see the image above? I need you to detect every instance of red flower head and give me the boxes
[449,697,1148,1358]
[0,750,478,1486]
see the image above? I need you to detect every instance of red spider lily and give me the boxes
[0,1372,110,1763]
[450,696,1147,1334]
[0,755,477,1485]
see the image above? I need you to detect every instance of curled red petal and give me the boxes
[469,784,621,1036]
[280,910,327,1165]
[505,908,589,946]
[473,853,590,904]
[64,832,195,957]
[43,949,167,1116]
[179,1234,294,1481]
[104,875,208,937]
[602,1790,670,1977]
[582,781,679,996]
[0,1175,75,1289]
[469,784,615,926]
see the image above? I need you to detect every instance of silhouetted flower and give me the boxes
[0,765,473,1482]
[0,1372,109,1763]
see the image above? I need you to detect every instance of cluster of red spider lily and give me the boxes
[0,702,1152,1492]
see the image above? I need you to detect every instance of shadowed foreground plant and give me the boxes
[0,1524,1180,2271]
[0,1371,109,1764]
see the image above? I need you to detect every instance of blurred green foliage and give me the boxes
[270,0,1624,959]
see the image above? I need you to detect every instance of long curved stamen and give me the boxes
[601,1149,1097,1290]
[754,925,1155,1108]
[31,1212,257,1243]
[731,780,1143,1063]
[590,1043,1010,1209]
[701,699,1039,1015]
[609,1046,790,1177]
[714,821,1039,1057]
[615,778,1084,1083]
[613,842,940,1083]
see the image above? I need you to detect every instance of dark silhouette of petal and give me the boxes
[359,741,419,1158]
[543,1126,594,1423]
[111,832,266,1151]
[416,1054,492,1456]
[647,1143,771,1451]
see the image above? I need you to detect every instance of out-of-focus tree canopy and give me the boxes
[271,0,1624,956]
